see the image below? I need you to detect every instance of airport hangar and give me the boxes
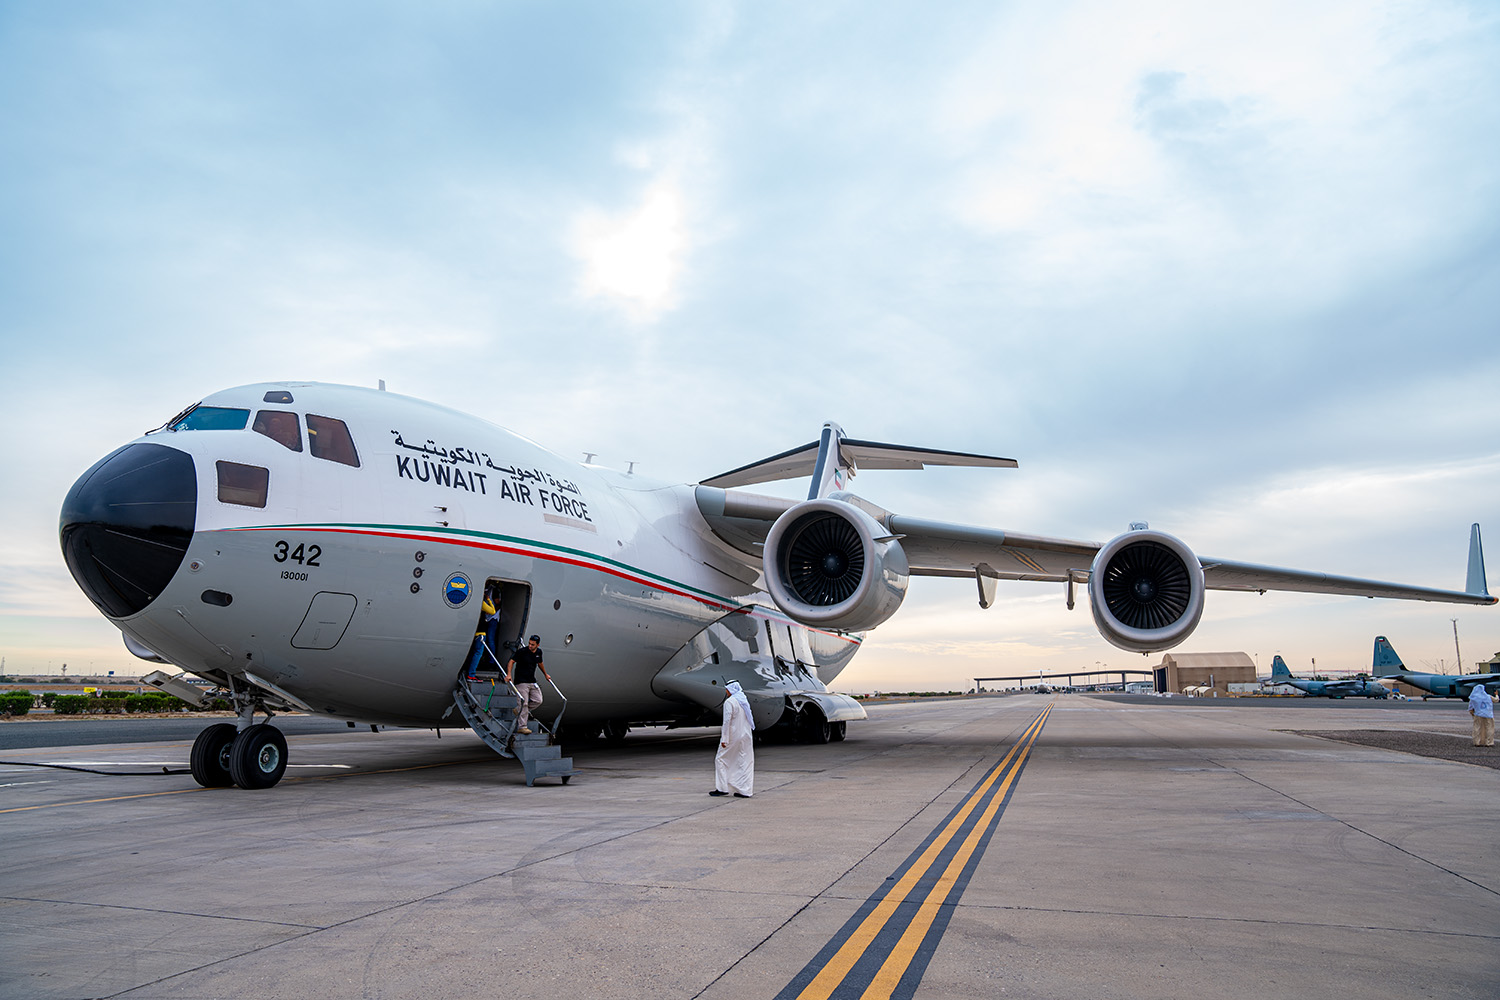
[977,652,1256,695]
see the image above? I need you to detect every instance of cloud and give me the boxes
[571,179,689,320]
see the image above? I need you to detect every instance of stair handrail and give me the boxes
[543,674,568,734]
[482,637,562,738]
[473,638,527,738]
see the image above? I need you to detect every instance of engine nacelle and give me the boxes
[763,499,909,632]
[1087,529,1205,653]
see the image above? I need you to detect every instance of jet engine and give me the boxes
[763,499,909,632]
[1087,529,1205,653]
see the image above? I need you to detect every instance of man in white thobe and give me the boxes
[711,681,755,798]
[1468,683,1494,747]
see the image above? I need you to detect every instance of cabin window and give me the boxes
[172,406,250,432]
[307,414,360,467]
[217,461,269,507]
[252,410,303,452]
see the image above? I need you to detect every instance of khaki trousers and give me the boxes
[515,682,543,730]
[1473,715,1494,747]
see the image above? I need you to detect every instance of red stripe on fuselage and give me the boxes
[220,524,861,645]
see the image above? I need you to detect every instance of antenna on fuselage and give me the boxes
[583,452,597,464]
[378,380,387,391]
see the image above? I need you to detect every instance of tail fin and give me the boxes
[1271,655,1291,679]
[1372,636,1405,677]
[1467,523,1489,597]
[809,422,852,499]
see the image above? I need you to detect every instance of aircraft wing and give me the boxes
[694,486,1497,606]
[1194,558,1495,604]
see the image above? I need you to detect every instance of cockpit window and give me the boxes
[172,406,250,432]
[217,461,269,508]
[253,410,303,452]
[306,414,360,467]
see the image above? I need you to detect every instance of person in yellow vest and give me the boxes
[463,587,500,678]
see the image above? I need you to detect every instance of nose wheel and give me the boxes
[189,723,239,787]
[228,724,289,789]
[189,722,289,789]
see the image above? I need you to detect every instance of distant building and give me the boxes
[1153,652,1256,694]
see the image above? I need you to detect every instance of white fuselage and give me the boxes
[84,383,859,727]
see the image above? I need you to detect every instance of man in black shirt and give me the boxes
[505,634,551,735]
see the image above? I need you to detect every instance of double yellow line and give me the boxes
[781,704,1051,1000]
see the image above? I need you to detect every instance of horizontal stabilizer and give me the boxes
[703,421,1016,495]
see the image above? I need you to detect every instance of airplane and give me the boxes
[1370,635,1500,700]
[1265,654,1388,698]
[57,381,1497,789]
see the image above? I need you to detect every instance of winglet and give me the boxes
[1372,636,1405,677]
[1467,523,1489,597]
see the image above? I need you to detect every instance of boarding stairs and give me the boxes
[453,640,575,786]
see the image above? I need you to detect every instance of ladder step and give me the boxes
[522,757,575,786]
[454,676,571,784]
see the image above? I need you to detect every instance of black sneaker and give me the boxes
[708,790,729,797]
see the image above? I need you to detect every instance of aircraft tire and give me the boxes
[190,723,239,787]
[799,707,831,745]
[601,719,629,744]
[830,720,847,742]
[229,724,289,789]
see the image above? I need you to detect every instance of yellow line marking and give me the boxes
[862,710,1046,998]
[290,758,495,781]
[0,787,214,813]
[794,706,1049,1000]
[0,755,498,813]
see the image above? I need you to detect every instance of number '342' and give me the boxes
[273,541,321,567]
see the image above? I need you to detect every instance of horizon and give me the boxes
[3,2,1498,689]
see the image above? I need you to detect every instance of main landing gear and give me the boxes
[794,706,846,744]
[189,681,290,790]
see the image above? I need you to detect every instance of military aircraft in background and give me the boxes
[1265,654,1388,698]
[58,382,1496,789]
[1370,635,1500,700]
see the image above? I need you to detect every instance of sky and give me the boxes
[2,1,1497,692]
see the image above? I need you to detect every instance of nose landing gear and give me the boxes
[189,723,238,787]
[228,724,289,789]
[187,679,291,789]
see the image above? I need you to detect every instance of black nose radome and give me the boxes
[60,443,197,619]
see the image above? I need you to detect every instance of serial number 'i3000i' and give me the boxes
[58,381,1495,789]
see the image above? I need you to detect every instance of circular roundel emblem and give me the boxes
[444,573,472,608]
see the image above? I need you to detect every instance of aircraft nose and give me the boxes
[59,442,197,619]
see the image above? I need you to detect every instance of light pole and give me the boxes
[1452,619,1463,674]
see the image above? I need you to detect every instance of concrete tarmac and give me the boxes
[1,694,1496,999]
